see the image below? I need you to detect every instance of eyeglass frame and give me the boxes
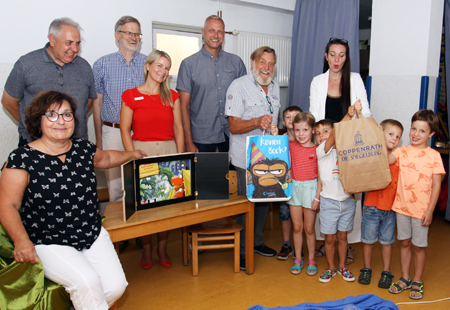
[42,111,74,122]
[118,31,143,39]
[265,95,273,114]
[328,37,348,44]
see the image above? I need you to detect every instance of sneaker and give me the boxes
[319,268,336,283]
[277,244,293,260]
[254,243,277,257]
[240,256,246,271]
[338,266,356,282]
[358,268,372,285]
[378,271,394,289]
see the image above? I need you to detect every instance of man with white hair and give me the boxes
[225,46,280,270]
[2,17,96,146]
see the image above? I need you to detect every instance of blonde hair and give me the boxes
[293,111,316,129]
[251,46,277,65]
[143,50,173,107]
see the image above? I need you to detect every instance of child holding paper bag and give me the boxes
[315,101,362,283]
[358,119,403,288]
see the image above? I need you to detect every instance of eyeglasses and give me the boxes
[43,111,74,122]
[329,37,348,44]
[118,31,142,39]
[265,96,273,114]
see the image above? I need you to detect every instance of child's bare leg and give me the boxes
[410,245,426,298]
[303,208,317,262]
[412,245,425,282]
[324,234,336,270]
[336,230,348,269]
[281,220,292,243]
[381,244,392,272]
[400,239,412,280]
[363,243,373,269]
[289,205,304,260]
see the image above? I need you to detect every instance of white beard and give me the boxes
[252,66,272,86]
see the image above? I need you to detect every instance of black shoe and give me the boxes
[254,243,277,257]
[240,256,246,271]
[358,268,372,285]
[378,271,394,289]
[118,240,129,254]
[277,244,293,260]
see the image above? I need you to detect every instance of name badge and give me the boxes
[134,96,144,101]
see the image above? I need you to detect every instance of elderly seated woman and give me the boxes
[0,91,146,310]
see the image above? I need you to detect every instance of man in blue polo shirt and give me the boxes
[177,15,246,153]
[92,16,146,204]
[2,17,96,147]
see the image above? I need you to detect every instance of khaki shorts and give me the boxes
[396,213,428,247]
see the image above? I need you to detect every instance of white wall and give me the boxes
[370,0,443,77]
[369,0,444,146]
[0,0,293,179]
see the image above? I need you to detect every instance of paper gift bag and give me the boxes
[246,135,292,202]
[334,117,391,193]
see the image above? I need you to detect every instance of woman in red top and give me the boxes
[120,50,184,269]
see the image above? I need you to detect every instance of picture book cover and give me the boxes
[246,135,292,202]
[138,159,192,205]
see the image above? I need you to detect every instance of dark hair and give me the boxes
[283,106,302,118]
[314,119,335,129]
[323,38,351,117]
[26,91,78,138]
[411,109,439,133]
[380,119,404,133]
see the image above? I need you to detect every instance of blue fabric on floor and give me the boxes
[248,294,398,310]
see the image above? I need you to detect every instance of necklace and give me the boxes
[330,76,341,81]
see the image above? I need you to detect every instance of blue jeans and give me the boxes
[361,205,396,245]
[235,166,268,255]
[194,133,229,152]
[278,202,291,221]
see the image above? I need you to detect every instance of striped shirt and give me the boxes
[93,51,147,124]
[225,72,281,169]
[290,141,318,181]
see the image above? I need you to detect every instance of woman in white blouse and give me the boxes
[309,38,371,263]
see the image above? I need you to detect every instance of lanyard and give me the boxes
[257,84,273,114]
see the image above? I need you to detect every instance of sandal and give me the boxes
[409,281,424,300]
[358,268,372,285]
[378,271,394,289]
[389,277,412,294]
[306,260,318,276]
[345,246,354,265]
[290,259,304,275]
[315,244,325,257]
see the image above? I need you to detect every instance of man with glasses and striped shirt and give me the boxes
[93,16,146,206]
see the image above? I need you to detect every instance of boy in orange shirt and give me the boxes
[358,119,403,288]
[387,110,445,300]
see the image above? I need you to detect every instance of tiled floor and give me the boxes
[115,208,450,309]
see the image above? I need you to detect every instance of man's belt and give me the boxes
[103,121,120,129]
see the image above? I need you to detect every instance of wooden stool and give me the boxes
[188,218,243,276]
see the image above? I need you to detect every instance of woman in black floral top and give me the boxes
[0,91,146,310]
